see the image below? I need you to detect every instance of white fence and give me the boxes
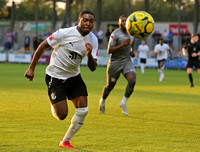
[0,50,187,69]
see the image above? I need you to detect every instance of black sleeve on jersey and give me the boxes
[197,43,200,52]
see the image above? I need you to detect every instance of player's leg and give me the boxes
[186,61,195,88]
[59,74,88,149]
[45,74,68,120]
[157,60,161,80]
[120,72,136,115]
[60,96,88,149]
[120,60,136,115]
[99,62,120,114]
[51,100,68,120]
[158,60,165,82]
[140,63,144,74]
[99,76,119,113]
[187,68,193,87]
[140,58,145,74]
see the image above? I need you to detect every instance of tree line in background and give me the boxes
[0,0,199,22]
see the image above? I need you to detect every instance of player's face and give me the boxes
[119,17,127,31]
[142,40,146,45]
[193,36,199,43]
[159,39,163,44]
[78,14,94,36]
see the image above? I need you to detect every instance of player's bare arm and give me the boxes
[191,52,198,57]
[182,48,187,56]
[85,42,97,71]
[154,50,160,55]
[24,40,51,81]
[108,38,132,54]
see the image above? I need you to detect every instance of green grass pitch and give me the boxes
[0,63,199,152]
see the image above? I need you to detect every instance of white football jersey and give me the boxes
[154,43,170,60]
[46,26,98,79]
[137,44,149,59]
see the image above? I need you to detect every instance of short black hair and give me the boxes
[79,10,94,19]
[191,34,198,38]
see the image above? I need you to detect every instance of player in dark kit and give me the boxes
[24,10,98,149]
[182,34,200,88]
[99,15,136,115]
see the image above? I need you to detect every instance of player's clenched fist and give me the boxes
[85,42,93,55]
[24,69,34,81]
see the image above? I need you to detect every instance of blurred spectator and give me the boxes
[105,29,112,42]
[6,32,13,44]
[4,40,12,50]
[168,29,174,45]
[185,31,191,43]
[152,30,162,45]
[168,29,175,54]
[134,38,141,52]
[12,28,18,45]
[180,29,186,45]
[33,36,40,51]
[38,34,43,44]
[24,34,31,50]
[92,29,97,37]
[162,29,169,43]
[97,28,104,48]
[12,40,20,51]
[41,30,51,41]
[33,34,43,51]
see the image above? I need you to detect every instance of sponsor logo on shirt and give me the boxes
[49,34,54,41]
[96,50,98,56]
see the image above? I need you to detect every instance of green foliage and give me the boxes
[0,0,8,9]
[2,0,200,22]
[15,0,53,21]
[0,63,200,151]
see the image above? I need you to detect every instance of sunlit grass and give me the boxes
[0,63,199,152]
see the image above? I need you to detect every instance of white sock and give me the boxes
[51,104,60,120]
[63,107,88,142]
[160,69,164,75]
[161,65,165,70]
[141,63,145,74]
[120,96,128,105]
[100,97,106,104]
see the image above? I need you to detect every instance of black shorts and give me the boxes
[45,74,88,104]
[187,60,200,69]
[157,59,166,68]
[140,58,146,64]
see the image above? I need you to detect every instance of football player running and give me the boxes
[137,40,149,74]
[182,34,200,88]
[99,15,136,115]
[154,38,173,82]
[24,10,98,149]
